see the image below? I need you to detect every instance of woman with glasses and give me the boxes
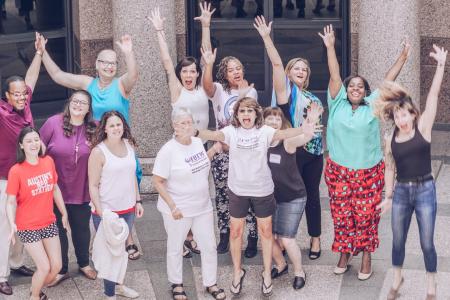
[39,90,98,287]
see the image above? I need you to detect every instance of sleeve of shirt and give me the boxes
[365,89,380,105]
[26,85,33,104]
[263,125,276,145]
[220,125,233,146]
[39,117,54,146]
[6,166,20,196]
[152,144,171,179]
[210,83,223,105]
[327,84,347,109]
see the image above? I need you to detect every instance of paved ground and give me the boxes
[3,130,450,300]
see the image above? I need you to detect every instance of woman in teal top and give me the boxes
[255,16,324,260]
[319,24,410,280]
[39,34,142,260]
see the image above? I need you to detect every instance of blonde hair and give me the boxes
[285,57,311,89]
[231,97,263,128]
[373,81,420,127]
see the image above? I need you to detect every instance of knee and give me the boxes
[230,223,244,240]
[50,260,62,275]
[37,261,51,275]
[280,237,295,248]
[258,223,273,240]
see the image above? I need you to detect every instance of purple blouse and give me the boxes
[39,114,91,205]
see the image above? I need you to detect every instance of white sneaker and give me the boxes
[115,285,139,299]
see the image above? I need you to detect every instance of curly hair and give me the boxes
[216,56,244,93]
[91,110,137,148]
[231,97,263,129]
[62,90,97,143]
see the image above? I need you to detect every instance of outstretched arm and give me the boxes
[384,40,410,81]
[201,45,217,98]
[318,25,342,99]
[41,36,92,90]
[148,8,182,103]
[197,128,225,142]
[254,16,287,105]
[194,1,215,50]
[24,32,44,92]
[117,35,139,97]
[420,44,447,135]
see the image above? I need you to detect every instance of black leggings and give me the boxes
[296,148,323,237]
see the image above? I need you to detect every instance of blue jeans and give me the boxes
[92,211,135,296]
[391,179,437,272]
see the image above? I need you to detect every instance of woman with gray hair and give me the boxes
[152,107,226,300]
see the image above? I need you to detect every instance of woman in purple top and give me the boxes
[39,90,98,286]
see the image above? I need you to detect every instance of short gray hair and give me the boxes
[171,107,194,123]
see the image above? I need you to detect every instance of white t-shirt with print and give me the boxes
[211,82,258,129]
[153,137,212,217]
[221,125,276,197]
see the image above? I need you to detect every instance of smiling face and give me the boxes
[225,59,244,89]
[346,77,367,105]
[179,63,199,91]
[69,92,90,119]
[96,50,118,79]
[21,131,41,159]
[264,114,282,130]
[6,80,28,111]
[287,60,309,88]
[104,115,124,140]
[393,106,416,134]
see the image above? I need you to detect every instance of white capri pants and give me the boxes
[162,210,217,287]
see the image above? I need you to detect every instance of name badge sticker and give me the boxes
[269,153,281,164]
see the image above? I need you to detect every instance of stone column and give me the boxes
[111,0,175,158]
[358,0,420,104]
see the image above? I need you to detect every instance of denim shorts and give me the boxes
[92,211,135,232]
[272,197,307,238]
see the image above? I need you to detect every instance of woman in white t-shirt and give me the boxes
[201,41,259,258]
[152,107,226,300]
[196,97,320,297]
[149,6,212,257]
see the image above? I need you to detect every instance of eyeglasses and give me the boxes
[7,91,29,99]
[97,59,117,67]
[71,99,89,106]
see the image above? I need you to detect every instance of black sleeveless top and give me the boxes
[267,142,306,202]
[391,126,431,180]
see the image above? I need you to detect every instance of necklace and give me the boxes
[74,125,84,165]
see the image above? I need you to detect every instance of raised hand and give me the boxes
[430,44,448,66]
[399,37,411,60]
[116,34,133,54]
[35,32,47,53]
[148,7,165,31]
[318,24,335,48]
[306,102,323,124]
[200,45,217,66]
[194,1,215,27]
[301,120,316,138]
[237,80,254,100]
[253,15,272,38]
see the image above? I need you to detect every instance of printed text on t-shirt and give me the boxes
[237,136,260,150]
[185,151,209,174]
[27,172,54,196]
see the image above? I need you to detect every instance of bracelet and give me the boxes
[194,129,200,137]
[136,200,142,204]
[36,51,43,57]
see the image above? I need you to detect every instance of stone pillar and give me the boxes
[358,0,420,104]
[111,0,174,158]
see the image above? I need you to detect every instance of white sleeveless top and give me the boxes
[172,87,209,130]
[97,140,136,212]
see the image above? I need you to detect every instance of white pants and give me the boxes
[162,211,217,287]
[0,179,24,282]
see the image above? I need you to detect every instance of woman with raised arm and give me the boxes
[6,127,69,300]
[264,104,321,290]
[39,91,98,286]
[318,24,410,280]
[375,45,447,300]
[152,107,226,300]
[195,97,321,296]
[254,15,324,260]
[88,111,144,299]
[201,39,259,257]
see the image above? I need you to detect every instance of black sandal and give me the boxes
[261,274,273,297]
[308,238,321,260]
[171,283,187,300]
[126,244,141,260]
[230,269,246,295]
[183,244,192,258]
[206,284,226,300]
[184,239,200,254]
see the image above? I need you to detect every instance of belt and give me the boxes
[396,173,433,184]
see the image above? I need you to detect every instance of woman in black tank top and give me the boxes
[374,45,447,300]
[263,105,321,290]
